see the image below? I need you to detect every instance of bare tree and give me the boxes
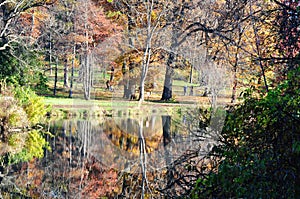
[0,0,55,51]
[138,0,167,102]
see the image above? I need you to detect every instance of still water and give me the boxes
[2,109,220,198]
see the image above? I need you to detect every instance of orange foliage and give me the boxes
[19,7,50,40]
[82,156,120,197]
[74,1,122,46]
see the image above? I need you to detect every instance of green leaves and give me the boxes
[191,68,300,198]
[13,86,51,125]
[25,130,51,159]
[6,130,51,165]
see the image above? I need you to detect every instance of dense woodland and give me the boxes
[0,0,299,198]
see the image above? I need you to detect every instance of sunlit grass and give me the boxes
[173,79,198,87]
[44,97,140,108]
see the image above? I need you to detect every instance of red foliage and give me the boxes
[74,1,122,47]
[277,0,300,60]
[18,7,49,40]
[82,156,119,198]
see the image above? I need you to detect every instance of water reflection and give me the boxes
[0,109,221,198]
[103,116,163,154]
[46,112,218,174]
[48,115,175,173]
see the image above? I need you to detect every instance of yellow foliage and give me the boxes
[206,0,279,90]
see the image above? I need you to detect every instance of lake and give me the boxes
[1,107,222,198]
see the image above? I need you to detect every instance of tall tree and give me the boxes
[138,0,166,102]
[160,0,205,100]
[0,0,56,88]
[60,0,121,99]
[0,0,56,51]
[161,0,186,100]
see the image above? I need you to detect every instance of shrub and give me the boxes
[0,86,51,165]
[13,86,50,125]
[4,130,51,165]
[191,68,300,198]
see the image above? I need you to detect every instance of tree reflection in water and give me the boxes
[1,108,222,198]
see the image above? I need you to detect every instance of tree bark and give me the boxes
[69,45,76,98]
[139,46,151,101]
[53,57,58,96]
[83,0,91,100]
[83,54,91,100]
[189,64,193,84]
[161,0,188,101]
[63,57,69,88]
[161,53,175,100]
[138,0,160,102]
[162,115,173,190]
[123,6,135,99]
[123,62,136,99]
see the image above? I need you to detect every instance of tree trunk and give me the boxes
[53,58,58,96]
[83,54,91,100]
[139,79,145,101]
[161,1,185,101]
[139,46,151,101]
[161,24,177,101]
[138,0,156,102]
[161,68,173,100]
[123,62,135,99]
[63,58,69,88]
[189,64,193,84]
[49,33,52,75]
[69,45,76,98]
[231,68,237,103]
[161,53,175,101]
[139,42,151,101]
[124,83,135,99]
[162,115,173,189]
[83,0,91,100]
[123,7,135,99]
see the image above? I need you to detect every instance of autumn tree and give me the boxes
[184,0,281,102]
[0,0,56,89]
[159,0,211,101]
[98,0,140,99]
[136,0,168,102]
[273,0,300,76]
[161,0,191,100]
[40,0,121,99]
[76,0,121,100]
[0,0,56,50]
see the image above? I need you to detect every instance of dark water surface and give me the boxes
[1,109,220,198]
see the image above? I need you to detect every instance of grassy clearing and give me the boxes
[173,79,199,87]
[44,96,140,109]
[43,65,237,117]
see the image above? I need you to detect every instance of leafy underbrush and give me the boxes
[0,86,52,165]
[191,68,300,198]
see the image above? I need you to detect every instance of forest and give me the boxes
[0,0,299,198]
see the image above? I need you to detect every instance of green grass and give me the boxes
[44,96,141,108]
[44,96,189,119]
[173,80,199,87]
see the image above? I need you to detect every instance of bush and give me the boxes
[0,86,51,165]
[0,44,48,93]
[13,86,50,125]
[191,68,300,198]
[6,130,51,165]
